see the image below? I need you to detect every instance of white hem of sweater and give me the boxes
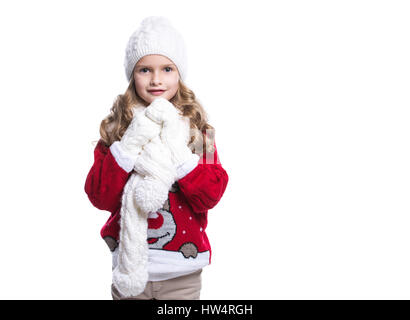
[112,248,209,282]
[109,141,136,173]
[176,153,200,180]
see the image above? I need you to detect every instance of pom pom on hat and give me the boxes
[124,16,188,82]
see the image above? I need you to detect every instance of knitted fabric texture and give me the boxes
[112,98,191,298]
[124,16,188,82]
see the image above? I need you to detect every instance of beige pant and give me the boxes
[111,269,202,300]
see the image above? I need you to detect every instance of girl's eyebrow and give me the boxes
[136,64,175,68]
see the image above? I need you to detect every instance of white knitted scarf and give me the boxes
[111,103,190,298]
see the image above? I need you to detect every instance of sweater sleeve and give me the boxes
[84,140,132,212]
[177,141,229,214]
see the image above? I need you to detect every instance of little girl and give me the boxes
[84,16,229,300]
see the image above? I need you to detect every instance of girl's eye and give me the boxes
[139,67,173,73]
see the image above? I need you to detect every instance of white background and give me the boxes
[0,0,409,299]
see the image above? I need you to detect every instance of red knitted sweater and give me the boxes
[84,139,228,277]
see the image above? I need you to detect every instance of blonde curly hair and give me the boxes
[97,75,215,156]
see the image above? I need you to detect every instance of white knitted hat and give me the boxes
[124,16,188,82]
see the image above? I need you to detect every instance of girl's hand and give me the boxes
[145,97,180,125]
[145,98,200,178]
[118,106,162,161]
[133,135,176,185]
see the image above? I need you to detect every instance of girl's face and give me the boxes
[133,54,180,105]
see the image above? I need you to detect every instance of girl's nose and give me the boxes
[150,78,161,85]
[150,72,162,85]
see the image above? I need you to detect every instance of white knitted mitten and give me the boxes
[145,98,199,178]
[117,106,162,163]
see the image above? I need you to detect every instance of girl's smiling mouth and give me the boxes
[148,89,165,95]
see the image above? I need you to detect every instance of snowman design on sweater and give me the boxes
[105,180,208,260]
[147,181,200,259]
